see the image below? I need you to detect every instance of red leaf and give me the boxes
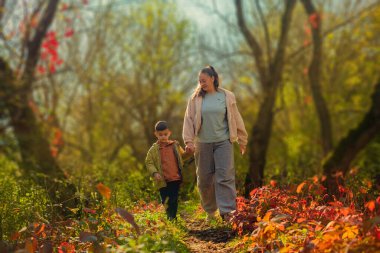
[49,64,56,74]
[309,13,320,29]
[64,28,74,37]
[115,207,140,234]
[328,201,343,207]
[50,147,58,157]
[297,217,306,223]
[52,128,64,146]
[304,25,311,36]
[249,188,258,197]
[35,223,45,235]
[270,180,277,187]
[304,95,312,105]
[25,238,34,253]
[303,67,309,76]
[30,14,39,28]
[58,242,75,253]
[46,31,56,40]
[83,207,96,214]
[96,183,111,200]
[61,3,69,11]
[56,59,64,66]
[375,226,380,241]
[10,232,20,240]
[365,201,376,212]
[340,207,351,216]
[333,171,344,178]
[37,65,45,74]
[25,237,37,253]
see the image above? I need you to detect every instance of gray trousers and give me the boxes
[195,139,236,215]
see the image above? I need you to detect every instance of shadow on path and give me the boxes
[183,217,236,253]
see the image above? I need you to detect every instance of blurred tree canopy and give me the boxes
[0,0,379,210]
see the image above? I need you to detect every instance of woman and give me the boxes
[182,65,248,221]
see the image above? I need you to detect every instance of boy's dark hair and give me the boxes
[155,121,168,131]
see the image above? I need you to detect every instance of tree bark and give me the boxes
[301,0,333,155]
[245,85,276,190]
[323,78,380,196]
[236,0,297,195]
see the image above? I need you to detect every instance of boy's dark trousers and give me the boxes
[159,180,181,220]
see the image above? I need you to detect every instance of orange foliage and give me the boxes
[309,13,320,29]
[96,183,111,200]
[366,201,376,212]
[230,178,380,252]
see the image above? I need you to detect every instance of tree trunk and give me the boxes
[0,59,78,217]
[323,79,380,196]
[245,85,276,192]
[236,0,297,196]
[301,0,333,155]
[0,0,80,217]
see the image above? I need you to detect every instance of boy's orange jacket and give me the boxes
[145,141,187,189]
[182,87,248,147]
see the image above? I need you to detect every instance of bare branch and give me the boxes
[0,0,5,22]
[270,0,297,84]
[289,1,380,59]
[255,0,272,62]
[24,0,60,84]
[235,0,267,84]
[301,0,333,154]
[0,32,19,58]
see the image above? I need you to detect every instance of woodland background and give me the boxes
[0,0,379,252]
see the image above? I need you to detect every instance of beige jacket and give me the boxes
[182,87,248,146]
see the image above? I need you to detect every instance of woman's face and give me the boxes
[198,73,215,93]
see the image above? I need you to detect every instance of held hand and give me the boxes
[240,145,246,155]
[185,143,195,154]
[153,173,162,181]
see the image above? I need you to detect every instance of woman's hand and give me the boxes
[240,145,246,155]
[185,143,195,154]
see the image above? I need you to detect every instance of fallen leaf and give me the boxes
[115,207,140,234]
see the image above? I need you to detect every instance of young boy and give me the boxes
[145,121,188,220]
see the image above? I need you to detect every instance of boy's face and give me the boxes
[154,129,171,143]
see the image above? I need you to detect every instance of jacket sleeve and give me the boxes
[145,148,158,176]
[182,98,196,145]
[232,95,248,146]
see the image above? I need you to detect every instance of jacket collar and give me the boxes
[193,87,235,105]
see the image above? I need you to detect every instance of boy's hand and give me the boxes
[153,173,162,181]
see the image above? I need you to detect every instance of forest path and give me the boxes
[181,213,236,253]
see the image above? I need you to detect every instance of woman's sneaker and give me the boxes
[220,212,233,222]
[206,212,217,223]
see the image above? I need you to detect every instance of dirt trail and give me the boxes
[182,216,236,253]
